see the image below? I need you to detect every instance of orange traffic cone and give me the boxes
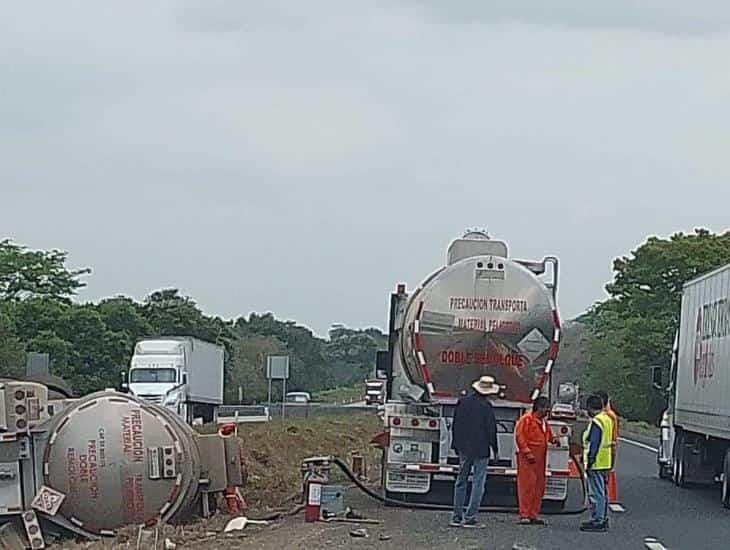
[607,470,618,503]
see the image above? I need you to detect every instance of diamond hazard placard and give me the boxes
[517,328,550,363]
[31,485,65,516]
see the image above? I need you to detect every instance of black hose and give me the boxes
[330,457,586,515]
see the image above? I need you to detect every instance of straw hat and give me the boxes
[472,375,500,396]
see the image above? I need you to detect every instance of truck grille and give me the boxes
[139,394,163,404]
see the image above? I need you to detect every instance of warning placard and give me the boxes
[31,485,66,516]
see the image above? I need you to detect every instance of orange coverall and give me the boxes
[605,405,619,502]
[515,411,554,519]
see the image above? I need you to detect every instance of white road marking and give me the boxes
[619,437,658,454]
[644,536,668,550]
[609,503,625,513]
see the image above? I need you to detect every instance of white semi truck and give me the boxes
[377,231,585,510]
[655,263,730,507]
[125,337,224,424]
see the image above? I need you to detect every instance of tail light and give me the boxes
[429,420,438,428]
[411,418,420,427]
[392,417,401,426]
[560,426,569,435]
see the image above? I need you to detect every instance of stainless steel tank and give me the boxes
[398,234,560,402]
[40,391,203,537]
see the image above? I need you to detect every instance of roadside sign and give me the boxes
[266,356,290,380]
[265,355,290,421]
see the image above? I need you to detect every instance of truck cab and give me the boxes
[128,341,187,417]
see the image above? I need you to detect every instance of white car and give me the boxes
[285,392,311,404]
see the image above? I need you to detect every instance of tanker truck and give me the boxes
[0,379,243,546]
[377,231,584,510]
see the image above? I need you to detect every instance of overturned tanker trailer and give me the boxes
[376,231,586,512]
[0,380,243,546]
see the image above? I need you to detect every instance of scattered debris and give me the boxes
[344,507,365,520]
[349,528,369,538]
[223,517,271,533]
[379,533,392,541]
[164,537,177,549]
[136,526,158,550]
[324,518,382,525]
[512,544,538,550]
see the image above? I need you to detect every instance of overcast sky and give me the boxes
[2,2,729,336]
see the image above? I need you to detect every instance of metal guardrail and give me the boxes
[216,402,378,424]
[217,405,271,424]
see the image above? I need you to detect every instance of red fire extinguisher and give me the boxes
[304,475,325,522]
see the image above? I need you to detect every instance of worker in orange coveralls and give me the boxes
[596,390,619,505]
[515,396,560,525]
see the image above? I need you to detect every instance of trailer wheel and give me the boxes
[658,461,671,480]
[722,450,730,509]
[673,432,687,487]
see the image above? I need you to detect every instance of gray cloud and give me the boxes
[402,1,730,36]
[1,2,729,335]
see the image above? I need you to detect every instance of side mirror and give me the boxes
[182,373,188,385]
[120,371,129,393]
[651,365,664,392]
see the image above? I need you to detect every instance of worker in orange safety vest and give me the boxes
[596,390,619,504]
[515,396,560,525]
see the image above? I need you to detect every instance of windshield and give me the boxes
[130,368,177,383]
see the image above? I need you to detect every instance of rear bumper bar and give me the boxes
[390,463,570,477]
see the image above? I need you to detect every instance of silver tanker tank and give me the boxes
[0,383,243,543]
[396,231,560,403]
[39,391,206,536]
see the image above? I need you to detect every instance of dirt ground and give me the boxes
[51,413,383,549]
[236,412,382,509]
[55,489,539,550]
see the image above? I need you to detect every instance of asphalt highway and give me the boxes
[245,439,730,549]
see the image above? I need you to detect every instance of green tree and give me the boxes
[0,308,25,378]
[0,240,90,301]
[582,229,730,420]
[227,334,286,403]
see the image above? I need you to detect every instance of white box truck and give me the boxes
[656,263,730,507]
[125,337,224,424]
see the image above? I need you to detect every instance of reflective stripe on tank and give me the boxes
[413,301,435,387]
[530,307,561,401]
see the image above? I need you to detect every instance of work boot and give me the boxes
[530,518,547,526]
[449,519,463,528]
[580,521,607,532]
[518,518,532,526]
[463,519,486,529]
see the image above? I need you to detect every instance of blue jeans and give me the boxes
[452,455,489,522]
[587,470,608,524]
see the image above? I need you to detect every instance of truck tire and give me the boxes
[722,450,730,509]
[658,460,671,480]
[673,432,687,487]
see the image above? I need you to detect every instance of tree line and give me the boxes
[578,229,730,422]
[5,229,729,421]
[0,240,385,401]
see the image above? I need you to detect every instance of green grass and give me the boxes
[621,418,659,439]
[313,385,363,403]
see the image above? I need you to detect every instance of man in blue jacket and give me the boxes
[450,376,500,528]
[580,394,614,532]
